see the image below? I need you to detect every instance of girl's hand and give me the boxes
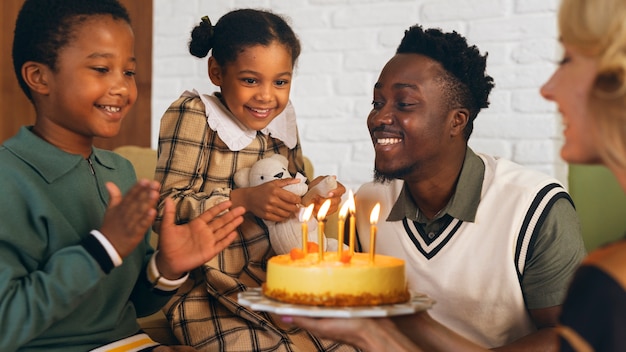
[100,180,160,258]
[230,178,302,222]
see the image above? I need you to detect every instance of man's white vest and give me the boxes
[356,153,570,347]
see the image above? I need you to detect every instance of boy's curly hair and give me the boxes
[397,25,495,140]
[12,0,130,101]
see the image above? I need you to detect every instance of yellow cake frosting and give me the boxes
[263,252,409,306]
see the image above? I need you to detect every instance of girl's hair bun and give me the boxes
[188,15,214,58]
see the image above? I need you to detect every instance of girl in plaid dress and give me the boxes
[153,9,352,352]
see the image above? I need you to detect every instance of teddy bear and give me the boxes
[233,154,341,255]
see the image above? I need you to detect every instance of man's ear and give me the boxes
[450,108,469,137]
[22,61,50,96]
[208,57,222,86]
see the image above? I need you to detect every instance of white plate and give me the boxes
[238,287,435,318]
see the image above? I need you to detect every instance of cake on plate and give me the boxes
[263,251,410,307]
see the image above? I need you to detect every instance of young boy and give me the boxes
[1,0,244,351]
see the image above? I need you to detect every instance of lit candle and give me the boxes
[317,199,331,261]
[347,190,356,255]
[337,199,351,259]
[299,204,314,253]
[369,203,380,263]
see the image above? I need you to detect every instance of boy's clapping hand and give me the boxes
[100,179,161,258]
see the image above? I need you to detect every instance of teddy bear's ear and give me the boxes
[269,154,289,168]
[234,167,251,188]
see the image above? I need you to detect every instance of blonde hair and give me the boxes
[559,0,626,170]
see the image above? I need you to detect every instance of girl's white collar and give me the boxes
[181,89,298,151]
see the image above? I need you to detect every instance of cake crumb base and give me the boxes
[262,284,410,307]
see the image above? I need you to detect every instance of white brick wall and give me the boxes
[152,0,566,192]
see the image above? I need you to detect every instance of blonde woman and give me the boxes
[540,0,626,350]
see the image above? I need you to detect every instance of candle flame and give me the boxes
[338,199,350,220]
[317,199,331,221]
[299,204,314,222]
[370,203,380,225]
[348,190,356,214]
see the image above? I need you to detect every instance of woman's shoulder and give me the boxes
[583,239,626,290]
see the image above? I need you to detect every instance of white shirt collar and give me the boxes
[181,89,298,151]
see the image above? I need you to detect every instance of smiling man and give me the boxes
[351,25,587,350]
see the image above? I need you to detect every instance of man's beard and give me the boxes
[373,165,413,184]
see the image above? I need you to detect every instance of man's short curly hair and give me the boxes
[397,25,495,140]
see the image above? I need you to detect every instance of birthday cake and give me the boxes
[263,251,410,307]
